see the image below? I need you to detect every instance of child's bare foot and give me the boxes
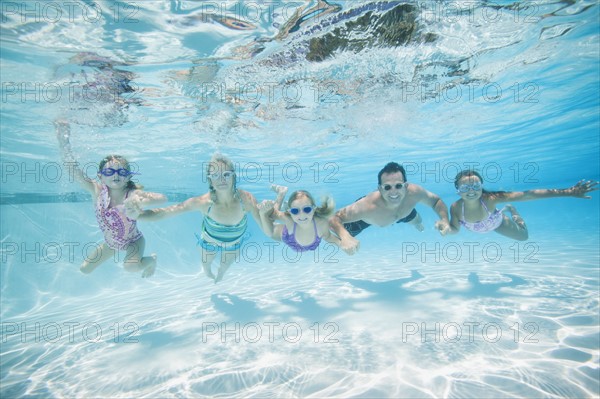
[202,264,216,281]
[141,254,157,278]
[215,268,226,283]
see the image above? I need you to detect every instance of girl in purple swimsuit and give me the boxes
[56,120,166,277]
[258,186,341,252]
[449,170,598,240]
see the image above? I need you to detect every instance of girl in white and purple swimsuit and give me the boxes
[258,187,341,252]
[56,120,167,277]
[449,170,598,240]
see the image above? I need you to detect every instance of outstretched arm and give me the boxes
[132,191,168,206]
[137,196,204,221]
[323,232,341,246]
[491,180,599,202]
[239,190,266,231]
[55,119,97,194]
[257,199,290,239]
[447,201,462,234]
[416,186,451,235]
[257,200,277,238]
[271,184,288,212]
[329,204,361,255]
[319,218,341,247]
[124,190,168,219]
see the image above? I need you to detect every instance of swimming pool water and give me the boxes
[1,1,599,398]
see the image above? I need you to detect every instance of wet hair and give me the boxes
[378,162,407,185]
[287,190,335,219]
[98,155,140,190]
[207,153,239,203]
[454,170,484,188]
[454,170,506,195]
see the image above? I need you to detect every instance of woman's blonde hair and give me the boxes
[207,153,239,203]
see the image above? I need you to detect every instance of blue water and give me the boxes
[1,1,599,398]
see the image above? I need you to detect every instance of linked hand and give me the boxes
[435,220,451,236]
[341,237,360,255]
[258,200,275,215]
[124,196,143,219]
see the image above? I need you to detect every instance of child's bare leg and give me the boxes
[80,242,114,274]
[200,247,218,281]
[123,236,156,277]
[408,212,425,232]
[271,184,288,211]
[495,205,529,241]
[140,255,157,278]
[215,249,240,283]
